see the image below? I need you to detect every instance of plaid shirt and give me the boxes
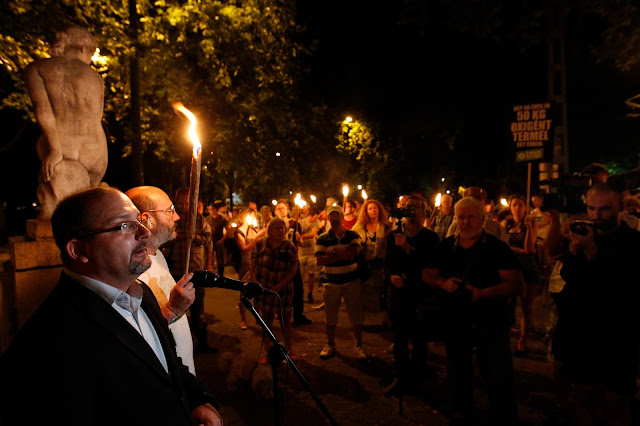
[431,209,454,242]
[252,237,298,313]
[163,213,213,277]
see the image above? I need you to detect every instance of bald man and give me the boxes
[126,186,197,374]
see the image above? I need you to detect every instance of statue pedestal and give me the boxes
[6,219,62,340]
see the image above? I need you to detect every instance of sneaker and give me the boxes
[239,321,248,330]
[354,345,367,360]
[320,344,335,359]
[313,303,325,311]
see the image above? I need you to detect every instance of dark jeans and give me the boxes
[293,267,304,320]
[445,326,516,424]
[388,287,427,383]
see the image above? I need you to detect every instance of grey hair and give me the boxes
[454,196,484,217]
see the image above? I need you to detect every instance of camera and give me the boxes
[390,207,416,218]
[540,174,591,213]
[570,220,594,236]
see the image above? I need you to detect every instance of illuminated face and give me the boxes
[81,192,152,282]
[456,205,483,240]
[531,196,543,209]
[587,190,619,231]
[268,222,287,240]
[441,196,453,212]
[149,193,180,248]
[404,199,425,224]
[510,198,526,220]
[366,202,379,221]
[274,203,288,219]
[175,192,189,215]
[328,211,343,228]
[343,202,354,215]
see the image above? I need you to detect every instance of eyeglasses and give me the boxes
[74,218,147,239]
[147,205,176,215]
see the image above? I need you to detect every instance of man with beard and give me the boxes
[163,187,215,352]
[0,187,221,425]
[423,197,521,425]
[552,184,640,426]
[126,186,197,374]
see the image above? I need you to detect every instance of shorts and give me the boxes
[299,254,317,277]
[323,279,363,326]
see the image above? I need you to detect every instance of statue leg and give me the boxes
[37,160,91,220]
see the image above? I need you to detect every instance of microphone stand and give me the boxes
[239,295,338,426]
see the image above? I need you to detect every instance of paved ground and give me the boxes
[194,267,565,426]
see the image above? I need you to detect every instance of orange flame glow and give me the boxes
[172,102,202,157]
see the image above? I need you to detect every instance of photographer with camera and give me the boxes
[382,195,439,397]
[550,183,640,426]
[423,196,522,425]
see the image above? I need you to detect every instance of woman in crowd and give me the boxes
[235,208,266,330]
[252,217,299,363]
[352,199,390,313]
[503,194,540,356]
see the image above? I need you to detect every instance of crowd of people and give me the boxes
[2,162,640,425]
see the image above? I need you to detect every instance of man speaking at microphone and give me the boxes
[0,187,221,425]
[126,186,198,374]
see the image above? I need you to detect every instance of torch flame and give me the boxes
[342,185,349,197]
[500,198,509,207]
[361,189,368,200]
[310,195,316,203]
[172,102,202,157]
[435,193,442,207]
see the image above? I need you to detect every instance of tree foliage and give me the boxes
[0,0,353,205]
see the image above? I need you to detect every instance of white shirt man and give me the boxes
[126,186,197,374]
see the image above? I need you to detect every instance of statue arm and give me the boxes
[25,63,63,182]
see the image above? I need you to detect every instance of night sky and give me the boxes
[296,2,640,196]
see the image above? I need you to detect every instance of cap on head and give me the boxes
[326,205,343,216]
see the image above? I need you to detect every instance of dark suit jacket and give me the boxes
[0,272,216,425]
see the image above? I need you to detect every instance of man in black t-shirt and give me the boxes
[424,197,522,425]
[383,195,439,397]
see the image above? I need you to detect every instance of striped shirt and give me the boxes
[316,229,362,284]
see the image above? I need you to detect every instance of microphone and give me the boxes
[190,270,273,299]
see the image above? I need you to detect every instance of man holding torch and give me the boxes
[126,186,198,374]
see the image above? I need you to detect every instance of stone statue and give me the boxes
[25,26,107,219]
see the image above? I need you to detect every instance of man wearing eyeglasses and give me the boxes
[126,186,197,375]
[0,187,222,425]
